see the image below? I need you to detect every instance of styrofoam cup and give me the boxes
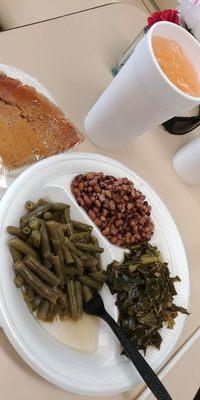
[85,21,200,149]
[173,135,200,184]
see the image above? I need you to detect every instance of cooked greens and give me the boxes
[106,242,189,353]
[8,198,106,322]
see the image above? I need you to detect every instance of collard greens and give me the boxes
[106,242,189,353]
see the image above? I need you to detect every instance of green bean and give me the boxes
[65,238,85,258]
[23,285,36,302]
[65,267,81,277]
[9,246,23,262]
[49,214,61,222]
[14,274,24,288]
[23,297,35,313]
[43,211,54,221]
[71,254,84,276]
[62,244,74,264]
[51,239,65,281]
[57,226,66,244]
[71,220,93,233]
[24,255,61,286]
[70,232,91,242]
[75,243,104,253]
[48,254,64,280]
[63,208,74,235]
[56,290,68,306]
[22,226,31,235]
[90,235,102,270]
[33,204,51,218]
[47,303,58,322]
[56,223,70,233]
[22,285,37,312]
[40,221,52,268]
[94,255,101,271]
[14,260,59,303]
[26,230,41,249]
[84,265,97,273]
[36,299,51,321]
[89,271,107,282]
[51,203,70,211]
[35,200,68,219]
[25,201,37,212]
[55,213,64,223]
[82,285,93,303]
[84,264,97,273]
[58,303,70,320]
[29,217,41,231]
[20,204,50,228]
[64,206,70,219]
[66,223,74,237]
[90,235,98,245]
[36,203,50,212]
[48,222,69,234]
[46,221,59,240]
[81,253,98,269]
[49,202,70,211]
[7,226,27,241]
[36,198,49,206]
[79,276,103,290]
[53,225,69,262]
[29,295,42,312]
[72,253,83,269]
[67,280,83,320]
[51,238,63,256]
[9,238,40,259]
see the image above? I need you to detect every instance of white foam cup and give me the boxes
[173,135,200,184]
[85,21,200,149]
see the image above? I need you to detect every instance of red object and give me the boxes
[147,9,179,28]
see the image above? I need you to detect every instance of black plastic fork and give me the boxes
[84,291,173,400]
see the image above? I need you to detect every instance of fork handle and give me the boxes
[102,311,173,400]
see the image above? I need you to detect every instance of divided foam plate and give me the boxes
[0,152,190,396]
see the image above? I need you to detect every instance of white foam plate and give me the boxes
[0,152,190,396]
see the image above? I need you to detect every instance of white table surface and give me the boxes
[0,0,115,29]
[0,0,148,29]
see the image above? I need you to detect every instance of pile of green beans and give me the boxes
[8,199,107,322]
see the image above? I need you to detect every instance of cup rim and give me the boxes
[147,21,200,102]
